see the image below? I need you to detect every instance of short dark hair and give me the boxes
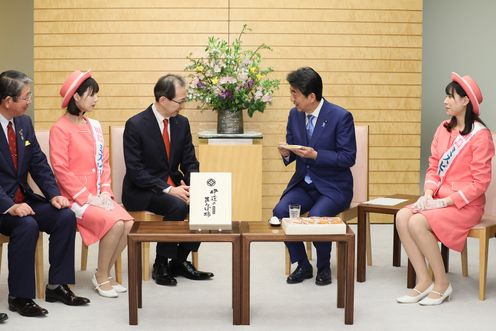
[66,77,99,115]
[0,70,32,102]
[443,81,487,134]
[154,74,186,102]
[286,67,323,101]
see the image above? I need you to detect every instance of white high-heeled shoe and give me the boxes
[92,274,118,298]
[418,284,452,306]
[396,283,434,303]
[108,277,127,293]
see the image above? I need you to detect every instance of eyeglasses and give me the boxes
[170,98,187,105]
[15,93,32,103]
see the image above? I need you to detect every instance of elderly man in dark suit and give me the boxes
[0,70,89,318]
[123,74,213,286]
[272,67,356,286]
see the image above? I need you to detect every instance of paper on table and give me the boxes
[364,197,409,206]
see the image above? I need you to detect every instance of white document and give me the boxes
[363,197,409,206]
[189,172,232,231]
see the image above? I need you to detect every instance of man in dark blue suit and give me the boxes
[272,67,356,285]
[123,74,213,286]
[0,70,89,317]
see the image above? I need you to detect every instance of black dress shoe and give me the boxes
[8,297,48,317]
[152,261,177,286]
[45,285,90,306]
[0,312,7,322]
[169,260,214,280]
[315,268,332,286]
[286,265,313,284]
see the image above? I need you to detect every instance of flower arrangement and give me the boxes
[185,25,279,117]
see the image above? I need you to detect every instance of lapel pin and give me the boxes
[322,120,328,128]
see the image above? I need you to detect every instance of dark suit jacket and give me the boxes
[122,105,199,210]
[283,98,356,209]
[0,115,60,212]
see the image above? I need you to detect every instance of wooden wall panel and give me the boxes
[34,0,422,223]
[228,0,422,221]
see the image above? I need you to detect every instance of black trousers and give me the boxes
[0,199,76,299]
[146,192,200,261]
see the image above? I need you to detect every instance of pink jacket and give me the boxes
[424,122,494,209]
[49,116,113,206]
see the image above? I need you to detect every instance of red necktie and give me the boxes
[162,119,175,187]
[7,121,24,203]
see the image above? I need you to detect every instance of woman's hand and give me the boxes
[88,194,113,211]
[413,195,432,210]
[99,192,114,211]
[424,198,448,210]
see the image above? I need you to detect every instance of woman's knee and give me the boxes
[407,214,429,236]
[111,220,125,234]
[395,208,412,230]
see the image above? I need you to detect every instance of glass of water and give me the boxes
[288,204,301,219]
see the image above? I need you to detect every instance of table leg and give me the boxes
[345,237,355,325]
[232,237,241,325]
[393,212,401,267]
[357,207,366,282]
[407,259,416,289]
[406,244,448,289]
[441,244,450,272]
[128,239,138,325]
[137,242,143,308]
[240,238,251,325]
[337,242,345,308]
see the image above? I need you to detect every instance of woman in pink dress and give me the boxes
[395,73,494,305]
[49,70,134,298]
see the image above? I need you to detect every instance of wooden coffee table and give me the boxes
[239,222,355,325]
[127,221,242,325]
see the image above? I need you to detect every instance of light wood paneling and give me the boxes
[34,0,423,223]
[199,144,262,223]
[35,0,228,8]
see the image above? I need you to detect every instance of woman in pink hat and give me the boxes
[394,73,494,305]
[49,70,134,298]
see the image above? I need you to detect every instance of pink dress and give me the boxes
[49,115,132,246]
[414,122,494,252]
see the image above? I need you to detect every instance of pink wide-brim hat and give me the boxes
[59,69,92,108]
[451,72,483,115]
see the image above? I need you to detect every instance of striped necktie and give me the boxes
[304,115,315,184]
[306,114,315,141]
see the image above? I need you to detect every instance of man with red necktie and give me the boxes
[123,74,213,286]
[0,70,89,319]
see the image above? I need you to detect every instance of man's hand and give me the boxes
[292,146,317,160]
[9,203,35,217]
[168,180,190,204]
[277,142,290,158]
[50,196,70,209]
